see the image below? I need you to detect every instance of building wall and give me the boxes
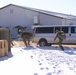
[0,5,39,38]
[62,18,76,25]
[0,5,76,38]
[39,13,62,25]
[65,19,76,25]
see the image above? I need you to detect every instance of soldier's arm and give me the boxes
[54,34,58,41]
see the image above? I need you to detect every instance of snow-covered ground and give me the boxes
[0,46,76,75]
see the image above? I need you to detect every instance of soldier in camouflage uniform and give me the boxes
[54,30,64,50]
[15,26,33,47]
[20,31,33,47]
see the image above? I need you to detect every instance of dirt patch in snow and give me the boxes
[11,40,76,48]
[11,40,37,47]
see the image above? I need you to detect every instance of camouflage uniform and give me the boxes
[54,31,64,50]
[22,38,30,47]
[21,32,33,47]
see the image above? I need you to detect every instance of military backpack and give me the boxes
[58,31,66,40]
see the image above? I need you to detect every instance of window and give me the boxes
[36,27,54,33]
[34,16,39,25]
[62,27,68,33]
[10,9,14,13]
[71,27,76,33]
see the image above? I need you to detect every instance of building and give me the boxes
[0,4,76,39]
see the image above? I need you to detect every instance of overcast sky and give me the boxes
[0,0,76,16]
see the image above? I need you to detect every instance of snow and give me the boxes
[0,46,76,75]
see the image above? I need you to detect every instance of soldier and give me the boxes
[20,31,33,47]
[54,29,66,50]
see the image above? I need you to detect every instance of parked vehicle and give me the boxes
[31,25,76,46]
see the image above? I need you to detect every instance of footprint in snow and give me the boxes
[33,73,38,75]
[40,67,49,70]
[46,72,52,75]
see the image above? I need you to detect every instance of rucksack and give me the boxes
[58,31,66,40]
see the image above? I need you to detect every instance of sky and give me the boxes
[0,0,76,16]
[0,44,76,75]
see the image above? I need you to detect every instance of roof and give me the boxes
[0,4,76,20]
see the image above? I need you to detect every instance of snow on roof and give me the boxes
[0,4,76,20]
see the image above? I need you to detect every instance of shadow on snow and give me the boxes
[0,51,13,61]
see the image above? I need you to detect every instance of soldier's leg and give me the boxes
[28,39,30,46]
[22,38,27,47]
[27,36,31,46]
[58,40,64,50]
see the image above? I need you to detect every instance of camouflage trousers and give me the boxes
[58,39,64,50]
[22,38,30,47]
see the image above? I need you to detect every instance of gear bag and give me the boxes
[58,31,66,40]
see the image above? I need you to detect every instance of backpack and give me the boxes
[58,31,66,40]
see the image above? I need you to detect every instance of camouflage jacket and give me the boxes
[54,31,63,41]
